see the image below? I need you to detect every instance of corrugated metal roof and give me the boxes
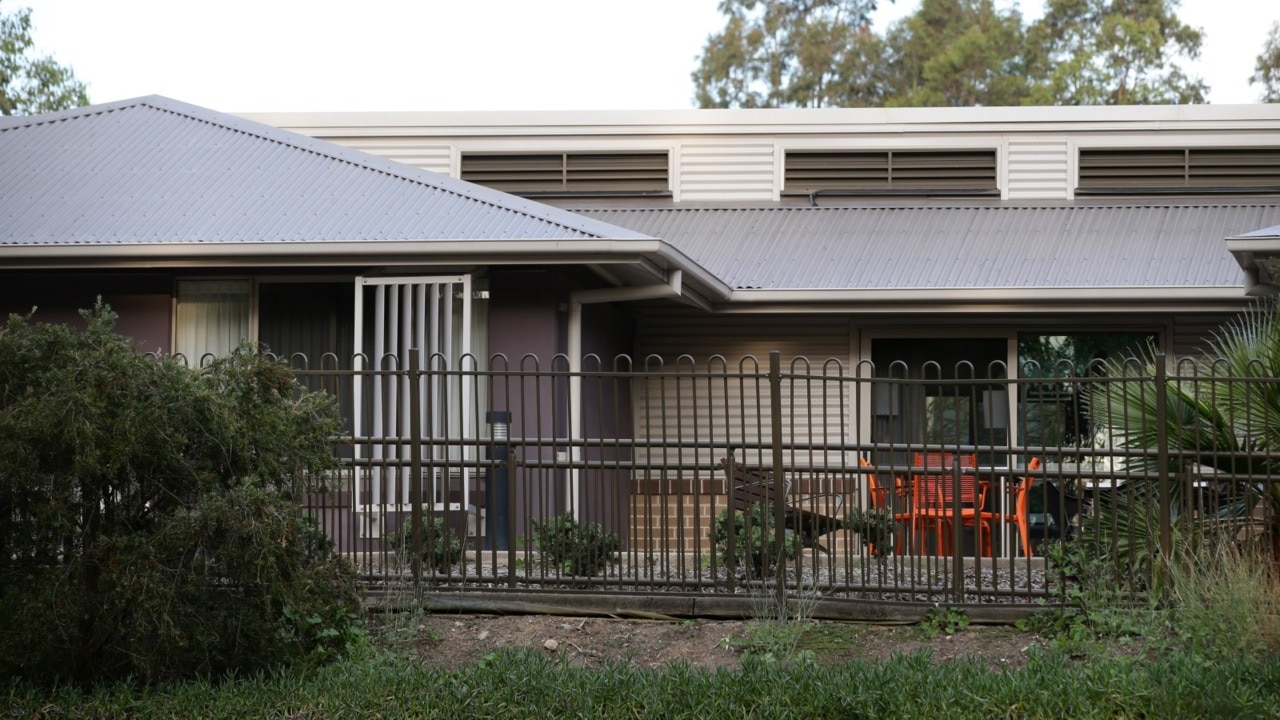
[0,96,651,246]
[578,204,1280,290]
[1237,224,1280,239]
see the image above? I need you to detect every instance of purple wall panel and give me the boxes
[0,272,173,353]
[486,271,569,543]
[579,303,636,539]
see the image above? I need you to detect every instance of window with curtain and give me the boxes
[174,279,251,366]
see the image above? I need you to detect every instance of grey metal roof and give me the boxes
[578,203,1280,291]
[0,96,651,247]
[1235,224,1280,239]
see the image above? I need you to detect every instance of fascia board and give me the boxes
[726,286,1246,306]
[0,238,734,301]
[0,239,657,261]
[246,105,1280,138]
[729,286,1244,301]
[713,301,1253,315]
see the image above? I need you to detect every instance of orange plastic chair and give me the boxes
[983,457,1040,558]
[910,452,990,556]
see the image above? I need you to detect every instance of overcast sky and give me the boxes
[17,0,1277,113]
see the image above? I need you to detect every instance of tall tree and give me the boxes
[881,0,1026,107]
[694,0,1209,108]
[1,1,87,116]
[1251,21,1280,103]
[693,0,885,108]
[1023,0,1207,105]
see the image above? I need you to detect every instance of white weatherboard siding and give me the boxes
[333,138,453,176]
[250,105,1280,205]
[633,313,853,471]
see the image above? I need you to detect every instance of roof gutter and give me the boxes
[0,238,671,263]
[1226,235,1280,297]
[564,269,683,515]
[727,286,1245,304]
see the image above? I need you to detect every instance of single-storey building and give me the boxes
[4,96,1280,553]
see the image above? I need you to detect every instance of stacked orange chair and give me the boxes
[910,452,990,556]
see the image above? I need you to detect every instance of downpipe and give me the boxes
[565,269,684,515]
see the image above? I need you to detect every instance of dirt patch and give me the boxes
[384,613,1042,672]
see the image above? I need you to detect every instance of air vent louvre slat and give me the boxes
[1079,147,1280,193]
[783,150,997,196]
[461,151,670,196]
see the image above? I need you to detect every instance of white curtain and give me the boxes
[175,279,251,366]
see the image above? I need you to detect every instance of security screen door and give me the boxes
[352,275,475,538]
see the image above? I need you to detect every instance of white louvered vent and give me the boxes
[784,150,998,197]
[677,142,777,202]
[460,152,670,196]
[1078,148,1280,193]
[1007,140,1070,200]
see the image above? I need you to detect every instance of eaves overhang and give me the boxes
[0,237,733,306]
[1226,225,1280,297]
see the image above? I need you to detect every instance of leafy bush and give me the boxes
[0,303,360,685]
[844,507,896,559]
[710,502,799,577]
[530,513,620,576]
[385,516,464,573]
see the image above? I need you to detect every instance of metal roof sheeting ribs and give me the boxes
[577,204,1280,292]
[0,96,651,247]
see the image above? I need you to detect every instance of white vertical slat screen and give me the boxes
[353,275,473,537]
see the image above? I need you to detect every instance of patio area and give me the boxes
[294,350,1279,619]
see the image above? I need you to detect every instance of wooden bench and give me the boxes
[717,456,845,554]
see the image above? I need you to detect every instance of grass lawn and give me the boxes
[6,620,1279,719]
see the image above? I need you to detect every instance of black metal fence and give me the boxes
[284,350,1279,618]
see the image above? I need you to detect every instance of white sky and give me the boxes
[17,0,1277,113]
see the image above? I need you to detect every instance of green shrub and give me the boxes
[844,507,895,559]
[530,513,620,576]
[0,303,360,685]
[710,502,799,577]
[385,516,464,573]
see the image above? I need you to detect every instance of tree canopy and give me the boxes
[1,1,88,115]
[692,0,885,108]
[1252,21,1280,103]
[1023,0,1205,105]
[882,0,1026,107]
[694,0,1210,107]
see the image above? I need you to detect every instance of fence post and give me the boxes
[409,348,423,592]
[1155,353,1172,558]
[769,351,786,605]
[952,462,964,604]
[506,450,519,589]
